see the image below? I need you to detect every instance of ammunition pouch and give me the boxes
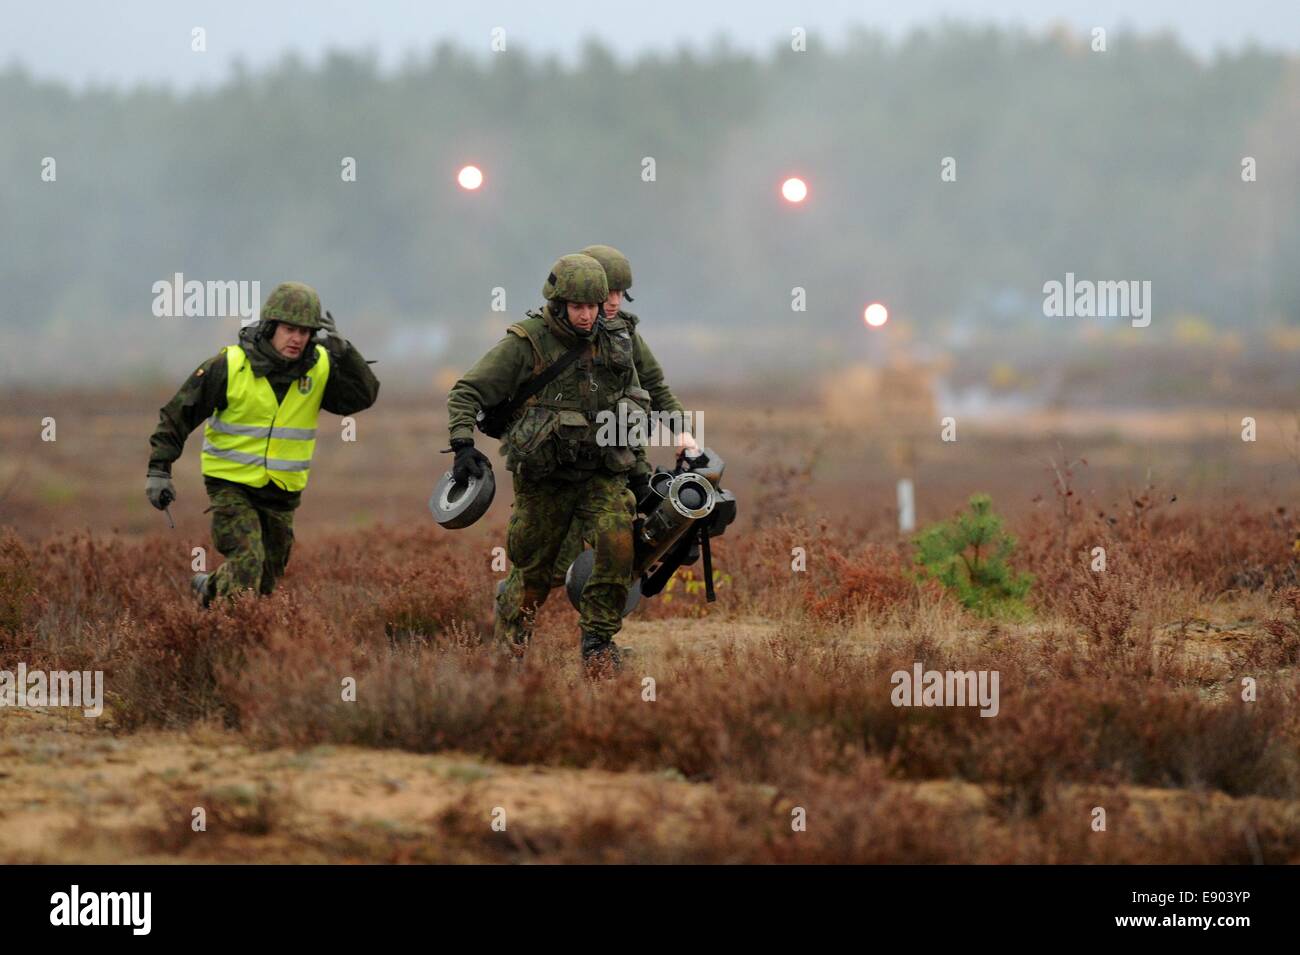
[505,406,596,478]
[504,405,560,478]
[602,445,638,473]
[604,325,636,372]
[623,385,651,414]
[599,385,652,473]
[556,409,591,465]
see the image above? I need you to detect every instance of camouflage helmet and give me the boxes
[542,254,608,305]
[581,244,633,294]
[261,281,324,329]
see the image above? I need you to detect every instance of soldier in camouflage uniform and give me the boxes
[446,254,653,671]
[548,244,697,589]
[146,282,380,604]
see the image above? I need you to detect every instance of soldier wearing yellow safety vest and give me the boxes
[146,282,380,604]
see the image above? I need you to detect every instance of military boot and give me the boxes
[580,630,626,676]
[496,579,536,660]
[191,572,213,608]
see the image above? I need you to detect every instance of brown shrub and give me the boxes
[1022,495,1300,614]
[136,781,300,855]
[802,545,926,621]
[1064,540,1143,648]
[1259,586,1300,668]
[0,526,37,642]
[111,587,338,730]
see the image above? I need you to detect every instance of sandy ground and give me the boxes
[0,706,728,863]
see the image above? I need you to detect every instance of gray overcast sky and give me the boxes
[3,0,1297,90]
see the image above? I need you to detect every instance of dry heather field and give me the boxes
[2,388,1300,863]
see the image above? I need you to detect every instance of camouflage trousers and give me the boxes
[548,458,651,588]
[205,484,296,598]
[549,521,589,590]
[496,470,636,646]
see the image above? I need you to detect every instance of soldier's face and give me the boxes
[603,290,622,316]
[271,322,311,359]
[566,302,599,333]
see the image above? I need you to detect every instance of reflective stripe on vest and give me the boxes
[200,344,330,492]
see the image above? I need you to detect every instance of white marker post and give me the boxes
[897,478,915,534]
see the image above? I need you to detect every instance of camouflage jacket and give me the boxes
[148,328,380,503]
[447,308,653,482]
[619,309,687,482]
[619,310,684,420]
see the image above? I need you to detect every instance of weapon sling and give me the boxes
[476,340,589,437]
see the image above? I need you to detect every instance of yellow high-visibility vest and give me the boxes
[201,344,330,492]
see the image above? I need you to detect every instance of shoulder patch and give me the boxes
[194,367,205,377]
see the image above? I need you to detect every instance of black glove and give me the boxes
[450,438,491,486]
[318,309,339,339]
[629,473,652,509]
[145,469,176,510]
